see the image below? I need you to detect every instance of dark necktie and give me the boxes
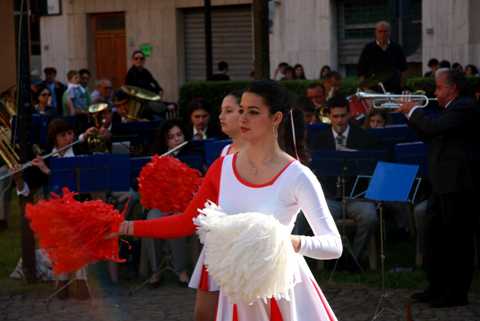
[336,133,346,147]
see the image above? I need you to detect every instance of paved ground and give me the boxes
[1,283,479,321]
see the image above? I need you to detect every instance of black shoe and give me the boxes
[411,290,434,303]
[429,296,468,308]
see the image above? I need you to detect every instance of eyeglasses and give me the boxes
[134,56,145,61]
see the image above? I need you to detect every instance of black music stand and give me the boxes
[362,161,419,321]
[310,150,387,277]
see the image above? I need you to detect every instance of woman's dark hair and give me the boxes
[283,66,296,79]
[131,50,145,58]
[187,98,211,119]
[293,64,306,80]
[319,65,331,79]
[439,60,451,69]
[465,64,479,76]
[47,118,74,146]
[33,84,51,105]
[363,109,389,129]
[225,89,243,104]
[151,120,186,155]
[244,80,308,164]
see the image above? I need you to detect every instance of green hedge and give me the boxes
[178,77,480,113]
[178,78,360,114]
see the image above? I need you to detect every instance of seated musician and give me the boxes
[184,98,225,141]
[141,120,191,286]
[309,95,382,269]
[305,82,328,124]
[362,109,389,129]
[13,119,95,300]
[111,89,132,124]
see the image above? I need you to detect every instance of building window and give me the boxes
[341,0,389,40]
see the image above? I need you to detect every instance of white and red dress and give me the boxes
[133,154,342,321]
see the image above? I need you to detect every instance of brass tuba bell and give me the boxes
[121,85,161,121]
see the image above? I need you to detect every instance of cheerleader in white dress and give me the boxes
[119,80,342,321]
[193,90,246,320]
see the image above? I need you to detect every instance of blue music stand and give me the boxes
[310,149,387,275]
[203,139,231,166]
[364,162,419,321]
[49,154,131,194]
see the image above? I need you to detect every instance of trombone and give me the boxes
[355,92,437,109]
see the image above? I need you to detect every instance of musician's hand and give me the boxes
[84,127,98,137]
[396,101,417,114]
[290,235,301,253]
[11,164,24,187]
[31,156,50,175]
[98,127,112,140]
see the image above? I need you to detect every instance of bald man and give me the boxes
[357,21,407,93]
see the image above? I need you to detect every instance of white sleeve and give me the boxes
[294,168,343,260]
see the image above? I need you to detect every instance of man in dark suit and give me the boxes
[184,98,224,141]
[310,95,381,151]
[399,69,480,308]
[309,95,381,266]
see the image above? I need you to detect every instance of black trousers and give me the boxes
[423,192,476,300]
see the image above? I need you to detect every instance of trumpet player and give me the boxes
[398,69,480,308]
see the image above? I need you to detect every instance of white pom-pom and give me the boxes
[193,202,298,304]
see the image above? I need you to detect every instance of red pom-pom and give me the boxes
[25,188,125,275]
[138,155,202,212]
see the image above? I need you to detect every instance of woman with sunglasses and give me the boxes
[125,50,162,94]
[33,84,57,117]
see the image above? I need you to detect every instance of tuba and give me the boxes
[121,85,161,120]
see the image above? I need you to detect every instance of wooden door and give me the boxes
[91,13,126,88]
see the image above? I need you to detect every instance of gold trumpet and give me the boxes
[355,92,437,110]
[87,103,109,152]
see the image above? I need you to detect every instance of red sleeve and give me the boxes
[133,157,223,239]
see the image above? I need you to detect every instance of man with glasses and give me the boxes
[125,50,161,94]
[91,79,113,105]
